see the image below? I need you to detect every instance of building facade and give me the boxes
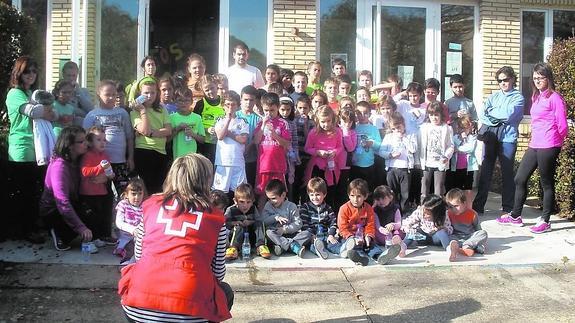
[12,0,575,156]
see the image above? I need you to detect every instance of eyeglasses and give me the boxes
[497,78,511,83]
[533,76,547,82]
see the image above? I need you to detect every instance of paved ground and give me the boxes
[0,192,574,322]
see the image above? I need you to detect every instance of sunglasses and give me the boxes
[497,78,511,83]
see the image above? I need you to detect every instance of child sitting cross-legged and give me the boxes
[372,185,407,257]
[224,183,269,260]
[261,179,312,258]
[299,177,338,259]
[401,194,459,261]
[445,188,488,259]
[338,179,401,266]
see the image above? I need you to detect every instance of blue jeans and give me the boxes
[473,141,517,213]
[403,228,450,249]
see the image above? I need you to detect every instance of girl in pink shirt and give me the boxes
[304,105,344,207]
[497,63,568,233]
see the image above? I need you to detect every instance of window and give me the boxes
[319,0,356,81]
[520,9,574,113]
[228,0,269,71]
[20,0,48,88]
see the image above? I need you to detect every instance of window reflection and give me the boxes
[521,11,545,114]
[22,0,47,87]
[229,0,268,71]
[320,0,356,81]
[553,10,575,40]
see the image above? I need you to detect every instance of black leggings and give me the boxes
[134,148,169,194]
[511,147,561,222]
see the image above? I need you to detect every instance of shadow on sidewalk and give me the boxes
[484,235,532,253]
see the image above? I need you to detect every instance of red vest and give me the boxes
[118,195,231,322]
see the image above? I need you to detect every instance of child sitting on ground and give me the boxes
[114,178,146,263]
[299,177,338,259]
[372,185,407,257]
[401,194,458,261]
[338,179,401,266]
[445,188,488,259]
[261,179,311,258]
[224,183,269,260]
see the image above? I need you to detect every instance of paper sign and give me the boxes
[397,65,414,86]
[449,43,462,51]
[330,53,348,68]
[444,77,454,101]
[446,52,462,75]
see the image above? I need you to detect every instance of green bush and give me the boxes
[548,37,575,219]
[0,3,35,159]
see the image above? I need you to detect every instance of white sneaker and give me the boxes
[339,238,356,259]
[93,239,106,248]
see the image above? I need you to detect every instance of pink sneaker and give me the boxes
[530,221,551,234]
[496,213,523,227]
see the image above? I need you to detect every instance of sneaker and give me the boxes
[313,238,329,260]
[496,213,523,227]
[348,250,370,266]
[100,236,118,245]
[113,248,126,259]
[530,221,551,234]
[391,235,407,258]
[257,245,272,259]
[377,244,401,265]
[225,247,238,261]
[340,238,356,259]
[459,246,475,257]
[476,244,486,255]
[50,229,71,251]
[93,239,106,248]
[290,242,305,258]
[448,240,459,262]
[273,245,283,256]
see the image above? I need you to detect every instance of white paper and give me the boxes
[397,65,414,86]
[446,52,462,75]
[444,76,454,101]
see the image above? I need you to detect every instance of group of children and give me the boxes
[36,54,489,266]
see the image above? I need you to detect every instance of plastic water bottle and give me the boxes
[100,160,114,178]
[355,224,364,246]
[327,158,335,171]
[81,242,91,262]
[317,224,325,240]
[242,232,251,260]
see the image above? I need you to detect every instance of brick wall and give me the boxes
[273,0,317,71]
[49,0,72,88]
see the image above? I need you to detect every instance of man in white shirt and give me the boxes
[225,42,265,94]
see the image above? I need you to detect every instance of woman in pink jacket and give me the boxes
[496,63,568,233]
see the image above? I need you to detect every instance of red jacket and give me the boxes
[337,201,376,239]
[80,150,109,196]
[118,195,231,322]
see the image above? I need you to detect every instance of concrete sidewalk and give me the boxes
[1,192,573,267]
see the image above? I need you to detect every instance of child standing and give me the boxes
[84,80,134,197]
[293,96,315,205]
[195,74,225,164]
[224,183,269,260]
[401,194,458,261]
[236,85,261,188]
[261,179,311,257]
[280,68,295,94]
[289,71,309,103]
[306,61,323,95]
[253,93,291,210]
[299,178,338,259]
[304,106,344,208]
[114,178,146,262]
[169,87,206,159]
[379,112,417,213]
[262,64,281,92]
[51,80,76,138]
[213,92,249,197]
[337,106,358,209]
[372,185,406,256]
[338,179,400,266]
[447,115,478,207]
[446,188,488,259]
[337,74,353,99]
[323,77,340,114]
[279,96,300,201]
[80,126,116,247]
[419,102,454,201]
[159,77,176,114]
[310,89,328,114]
[351,101,382,191]
[444,74,478,122]
[423,78,450,123]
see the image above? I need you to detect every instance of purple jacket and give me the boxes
[529,90,568,149]
[39,157,88,234]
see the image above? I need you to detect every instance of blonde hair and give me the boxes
[162,153,214,214]
[314,105,337,134]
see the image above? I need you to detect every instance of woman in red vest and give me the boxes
[119,153,233,322]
